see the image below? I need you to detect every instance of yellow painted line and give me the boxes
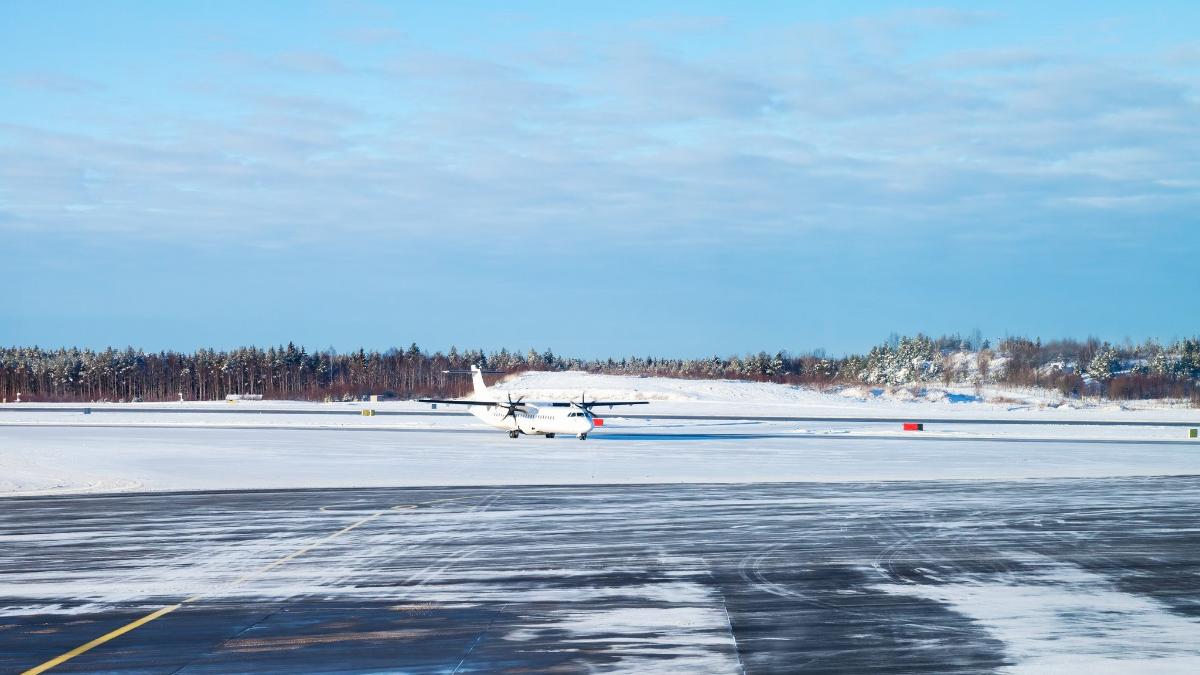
[24,494,493,673]
[22,604,182,675]
[417,495,486,506]
[319,501,373,512]
[322,494,481,512]
[22,506,394,674]
[222,509,387,589]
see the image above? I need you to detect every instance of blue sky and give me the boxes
[3,1,1198,357]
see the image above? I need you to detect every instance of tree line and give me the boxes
[1,335,1197,404]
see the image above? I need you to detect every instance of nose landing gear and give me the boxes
[577,433,588,440]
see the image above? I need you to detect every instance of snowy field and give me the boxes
[4,425,1200,497]
[1,371,1197,497]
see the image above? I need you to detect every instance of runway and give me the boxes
[4,479,1200,673]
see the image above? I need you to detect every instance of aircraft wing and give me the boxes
[551,401,649,407]
[418,398,498,406]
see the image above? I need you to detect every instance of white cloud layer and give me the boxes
[2,8,1198,250]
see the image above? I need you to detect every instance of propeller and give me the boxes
[571,391,594,417]
[500,392,527,427]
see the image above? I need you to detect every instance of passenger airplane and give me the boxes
[419,366,647,439]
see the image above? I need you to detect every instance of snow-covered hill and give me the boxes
[491,370,1197,422]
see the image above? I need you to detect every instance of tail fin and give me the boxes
[471,365,489,397]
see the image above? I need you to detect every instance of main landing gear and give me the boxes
[577,433,588,440]
[545,433,556,439]
[508,430,519,438]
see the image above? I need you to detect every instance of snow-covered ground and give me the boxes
[7,424,1200,497]
[875,559,1200,673]
[493,370,1198,421]
[1,371,1197,497]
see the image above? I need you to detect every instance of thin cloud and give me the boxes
[272,50,351,75]
[0,7,1196,254]
[628,14,731,34]
[929,47,1052,71]
[7,70,103,94]
[335,26,407,45]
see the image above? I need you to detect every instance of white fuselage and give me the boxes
[470,403,593,436]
